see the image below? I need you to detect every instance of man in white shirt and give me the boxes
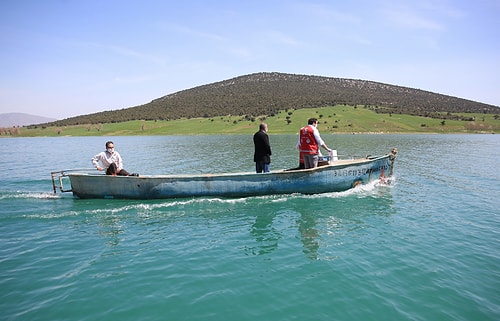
[92,141,134,176]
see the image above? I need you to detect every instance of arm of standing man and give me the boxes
[313,127,332,152]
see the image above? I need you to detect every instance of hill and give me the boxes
[0,113,56,127]
[42,72,499,126]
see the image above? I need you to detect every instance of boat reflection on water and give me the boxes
[245,183,396,260]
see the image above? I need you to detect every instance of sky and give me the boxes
[0,0,499,120]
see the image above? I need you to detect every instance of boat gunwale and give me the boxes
[66,154,390,180]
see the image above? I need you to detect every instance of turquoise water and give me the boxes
[1,134,499,321]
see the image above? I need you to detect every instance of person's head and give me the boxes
[259,123,268,132]
[105,141,114,153]
[307,118,318,127]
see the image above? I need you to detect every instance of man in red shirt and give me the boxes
[296,118,333,169]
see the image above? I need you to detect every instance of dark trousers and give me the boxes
[256,162,270,173]
[117,169,130,176]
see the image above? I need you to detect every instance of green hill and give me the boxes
[11,105,500,136]
[2,72,497,136]
[41,72,499,126]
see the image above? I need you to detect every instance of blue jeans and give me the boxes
[256,162,270,173]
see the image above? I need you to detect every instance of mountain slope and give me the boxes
[0,113,57,127]
[46,72,499,126]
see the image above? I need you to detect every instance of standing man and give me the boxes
[253,123,272,173]
[297,118,332,169]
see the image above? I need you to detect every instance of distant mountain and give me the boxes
[0,113,57,127]
[42,72,499,126]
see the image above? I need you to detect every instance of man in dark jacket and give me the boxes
[253,123,272,173]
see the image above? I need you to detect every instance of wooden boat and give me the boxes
[51,148,397,199]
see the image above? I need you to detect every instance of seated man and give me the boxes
[92,141,138,176]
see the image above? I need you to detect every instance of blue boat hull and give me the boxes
[62,151,396,199]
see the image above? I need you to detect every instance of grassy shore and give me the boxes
[3,106,499,137]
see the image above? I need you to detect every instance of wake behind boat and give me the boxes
[51,148,397,199]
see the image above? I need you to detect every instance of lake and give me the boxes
[0,134,499,321]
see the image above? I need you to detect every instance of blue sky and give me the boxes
[1,0,499,119]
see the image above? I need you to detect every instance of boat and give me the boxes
[51,148,397,199]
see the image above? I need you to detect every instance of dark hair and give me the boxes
[259,123,267,131]
[105,141,114,148]
[307,118,318,125]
